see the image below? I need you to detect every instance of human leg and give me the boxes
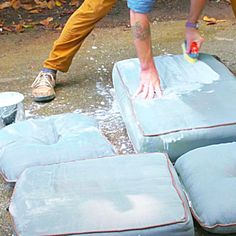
[44,0,117,72]
[32,0,116,102]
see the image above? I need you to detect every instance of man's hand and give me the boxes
[185,0,206,52]
[185,28,204,53]
[134,66,162,99]
[130,10,162,99]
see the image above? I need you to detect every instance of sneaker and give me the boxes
[31,71,56,102]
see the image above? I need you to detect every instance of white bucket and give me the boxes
[0,92,25,128]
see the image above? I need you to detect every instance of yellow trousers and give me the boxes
[232,0,236,18]
[44,0,117,72]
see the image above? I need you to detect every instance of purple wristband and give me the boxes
[185,21,199,29]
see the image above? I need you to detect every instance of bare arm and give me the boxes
[130,10,162,99]
[186,0,207,52]
[130,0,206,99]
[188,0,206,23]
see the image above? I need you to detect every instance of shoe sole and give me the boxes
[33,94,55,102]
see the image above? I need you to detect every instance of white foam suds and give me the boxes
[74,82,134,154]
[157,56,220,96]
[161,132,185,151]
[24,102,47,119]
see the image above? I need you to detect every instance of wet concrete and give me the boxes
[0,18,236,235]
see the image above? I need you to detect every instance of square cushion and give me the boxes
[9,153,194,236]
[175,142,236,234]
[112,53,236,162]
[0,113,115,182]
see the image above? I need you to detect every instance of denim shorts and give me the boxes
[127,0,155,13]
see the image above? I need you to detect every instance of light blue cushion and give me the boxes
[175,142,236,234]
[0,113,115,182]
[10,153,194,236]
[112,54,236,162]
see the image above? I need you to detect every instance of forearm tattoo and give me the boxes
[131,21,151,41]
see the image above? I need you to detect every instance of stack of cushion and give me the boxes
[2,53,236,235]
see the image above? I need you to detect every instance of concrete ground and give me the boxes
[0,4,236,235]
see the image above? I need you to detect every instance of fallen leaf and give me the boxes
[70,0,79,6]
[40,17,53,26]
[15,24,24,33]
[203,15,226,25]
[216,19,227,23]
[21,0,34,4]
[34,0,47,8]
[0,1,11,10]
[47,0,55,9]
[54,23,63,31]
[203,15,217,24]
[34,0,42,4]
[23,24,34,28]
[11,0,21,9]
[29,9,41,13]
[3,26,13,32]
[55,0,62,7]
[21,3,36,10]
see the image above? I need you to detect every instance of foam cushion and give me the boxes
[9,153,194,236]
[112,53,236,162]
[175,142,236,234]
[0,113,115,182]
